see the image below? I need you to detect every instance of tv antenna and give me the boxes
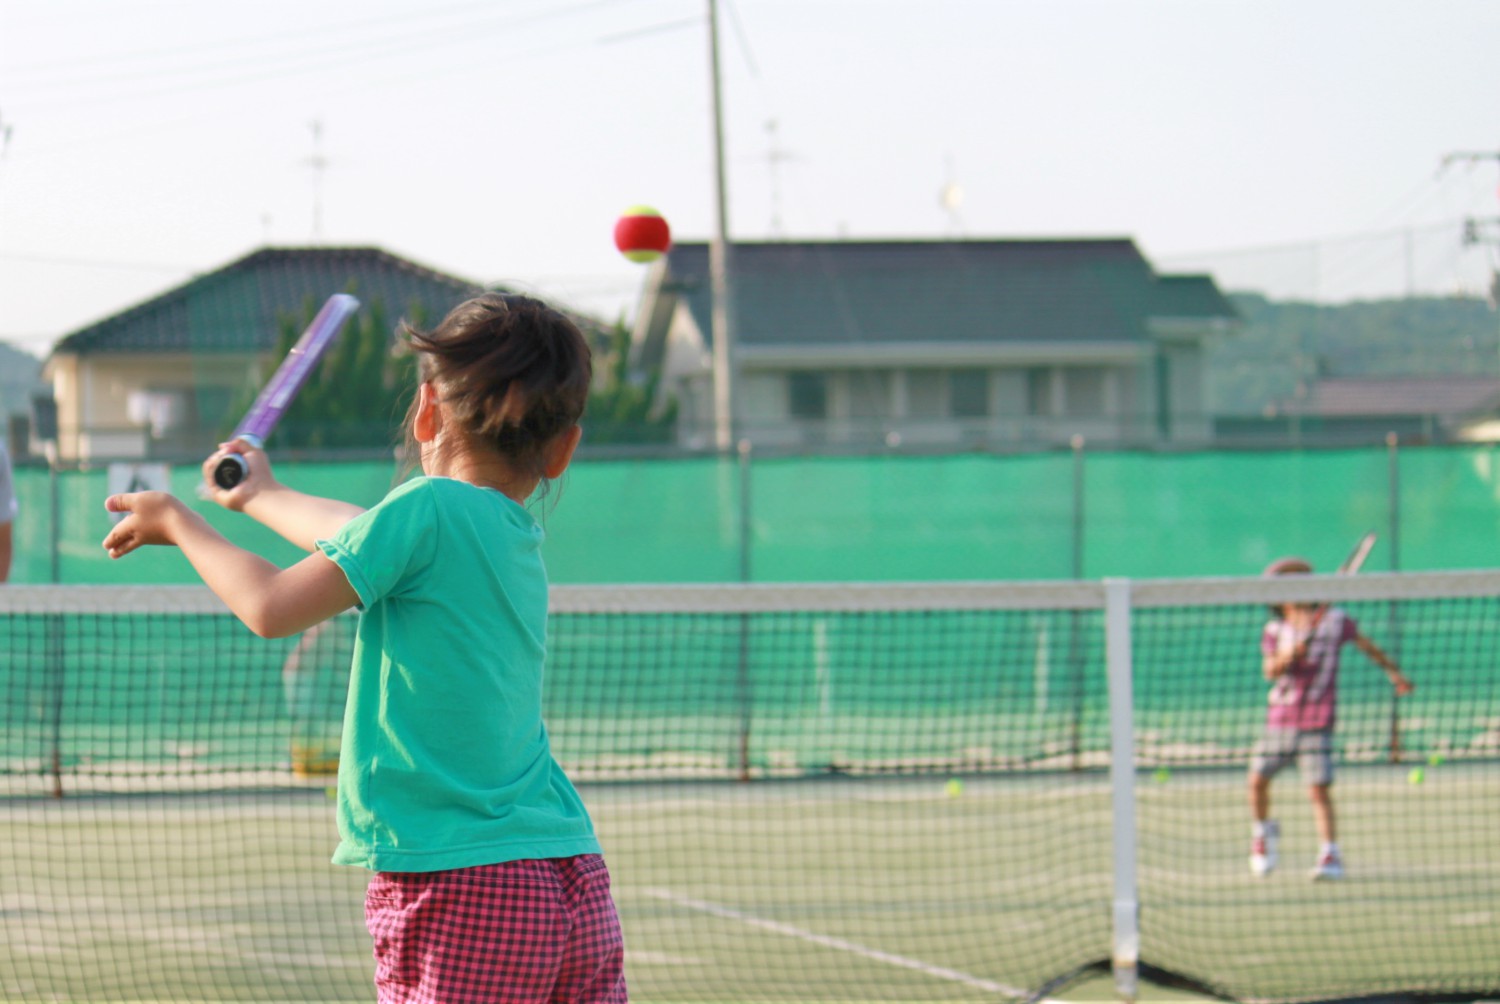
[763,119,798,238]
[305,118,329,241]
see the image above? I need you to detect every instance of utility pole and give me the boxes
[1440,147,1500,172]
[1440,147,1500,315]
[1440,146,1500,254]
[1461,215,1500,249]
[706,0,736,452]
[1442,148,1500,381]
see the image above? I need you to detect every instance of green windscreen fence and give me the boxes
[15,442,1500,585]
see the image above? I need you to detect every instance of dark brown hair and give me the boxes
[401,293,591,481]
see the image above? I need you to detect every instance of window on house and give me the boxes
[846,371,890,419]
[949,371,989,418]
[788,372,828,419]
[1026,368,1054,417]
[126,389,191,437]
[906,371,945,419]
[1065,368,1107,417]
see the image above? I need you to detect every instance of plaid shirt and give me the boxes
[1262,608,1357,731]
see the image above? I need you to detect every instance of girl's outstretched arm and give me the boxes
[103,491,358,638]
[201,438,366,551]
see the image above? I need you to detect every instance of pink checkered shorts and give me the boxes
[364,854,628,1003]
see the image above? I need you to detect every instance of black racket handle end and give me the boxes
[212,454,249,490]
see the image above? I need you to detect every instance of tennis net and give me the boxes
[2,573,1497,1002]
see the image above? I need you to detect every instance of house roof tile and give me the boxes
[1153,274,1238,318]
[51,246,484,357]
[655,239,1237,350]
[1286,376,1500,417]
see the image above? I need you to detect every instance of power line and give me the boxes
[0,0,657,112]
[4,0,650,85]
[1157,219,1467,261]
[0,250,196,273]
[2,0,518,77]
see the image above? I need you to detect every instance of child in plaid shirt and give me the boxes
[1250,556,1412,882]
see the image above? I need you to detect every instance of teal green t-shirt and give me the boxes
[316,475,601,872]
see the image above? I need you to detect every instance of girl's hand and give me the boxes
[201,438,280,512]
[102,491,196,558]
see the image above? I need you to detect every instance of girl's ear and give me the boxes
[413,382,442,443]
[542,425,583,479]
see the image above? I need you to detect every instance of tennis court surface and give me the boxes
[3,573,1497,1002]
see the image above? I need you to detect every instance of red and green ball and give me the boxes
[614,206,672,263]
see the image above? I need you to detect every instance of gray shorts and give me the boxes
[1250,727,1334,786]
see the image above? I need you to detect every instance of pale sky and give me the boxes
[1,0,1498,357]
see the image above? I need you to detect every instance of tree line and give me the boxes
[228,298,676,451]
[1208,292,1500,414]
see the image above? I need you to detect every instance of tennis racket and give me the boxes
[1336,531,1377,575]
[1286,531,1377,660]
[1303,531,1376,627]
[210,293,360,490]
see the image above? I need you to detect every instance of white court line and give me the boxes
[644,888,1069,1002]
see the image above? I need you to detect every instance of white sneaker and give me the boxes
[1250,820,1279,877]
[1310,849,1344,881]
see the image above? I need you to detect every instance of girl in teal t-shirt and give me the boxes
[102,293,627,1003]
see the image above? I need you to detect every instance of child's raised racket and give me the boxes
[1336,531,1377,575]
[1291,531,1378,655]
[210,293,360,490]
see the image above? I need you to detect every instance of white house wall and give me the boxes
[1165,342,1209,440]
[50,353,255,461]
[656,298,1216,450]
[717,360,1161,450]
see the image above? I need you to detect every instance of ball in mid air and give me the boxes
[614,206,672,263]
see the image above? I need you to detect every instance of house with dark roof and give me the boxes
[631,239,1240,452]
[1261,375,1500,444]
[42,247,483,461]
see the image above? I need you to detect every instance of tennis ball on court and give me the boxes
[1407,767,1425,786]
[1427,753,1444,767]
[1153,767,1172,784]
[945,778,964,798]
